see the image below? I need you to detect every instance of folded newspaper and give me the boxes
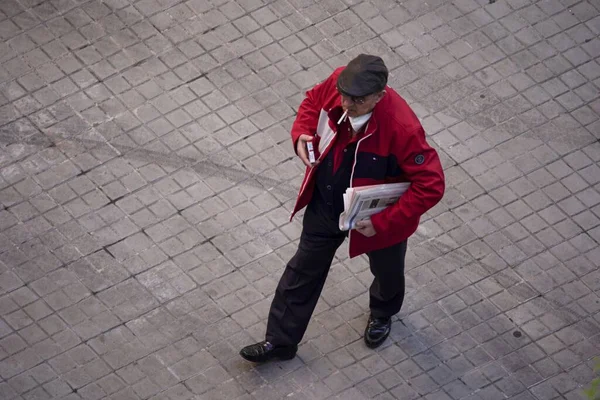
[339,182,410,231]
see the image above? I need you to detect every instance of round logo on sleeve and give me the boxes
[415,154,425,164]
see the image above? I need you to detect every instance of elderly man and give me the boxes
[240,54,445,362]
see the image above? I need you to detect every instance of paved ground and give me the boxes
[0,0,599,399]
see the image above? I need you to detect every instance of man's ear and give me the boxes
[376,90,386,102]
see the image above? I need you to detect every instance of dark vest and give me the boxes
[312,140,357,219]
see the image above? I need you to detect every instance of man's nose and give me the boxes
[341,96,353,107]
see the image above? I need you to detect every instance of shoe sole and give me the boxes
[240,347,297,363]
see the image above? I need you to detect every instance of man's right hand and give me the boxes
[296,134,319,168]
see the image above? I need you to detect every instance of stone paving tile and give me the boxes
[0,0,598,399]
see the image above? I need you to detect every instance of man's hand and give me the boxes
[355,219,376,237]
[296,134,319,168]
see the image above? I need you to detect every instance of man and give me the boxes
[239,54,445,362]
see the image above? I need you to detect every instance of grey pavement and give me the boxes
[0,0,599,399]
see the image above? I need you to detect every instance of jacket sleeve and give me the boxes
[290,68,341,152]
[370,126,445,237]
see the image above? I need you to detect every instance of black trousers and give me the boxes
[266,203,407,347]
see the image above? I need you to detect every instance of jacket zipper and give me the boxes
[349,121,371,189]
[347,122,372,256]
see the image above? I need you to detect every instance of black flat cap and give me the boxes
[337,54,388,97]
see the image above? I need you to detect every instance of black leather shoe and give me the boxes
[239,341,297,363]
[364,315,391,348]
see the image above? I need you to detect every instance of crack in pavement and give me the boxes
[0,126,300,200]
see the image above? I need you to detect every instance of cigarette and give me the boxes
[337,110,347,125]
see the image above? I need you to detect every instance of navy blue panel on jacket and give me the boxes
[352,152,403,180]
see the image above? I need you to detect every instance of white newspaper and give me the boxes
[339,182,410,231]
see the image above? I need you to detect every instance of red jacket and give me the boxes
[290,67,445,258]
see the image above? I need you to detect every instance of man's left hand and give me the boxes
[355,219,376,237]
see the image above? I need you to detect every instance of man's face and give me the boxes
[339,90,385,118]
